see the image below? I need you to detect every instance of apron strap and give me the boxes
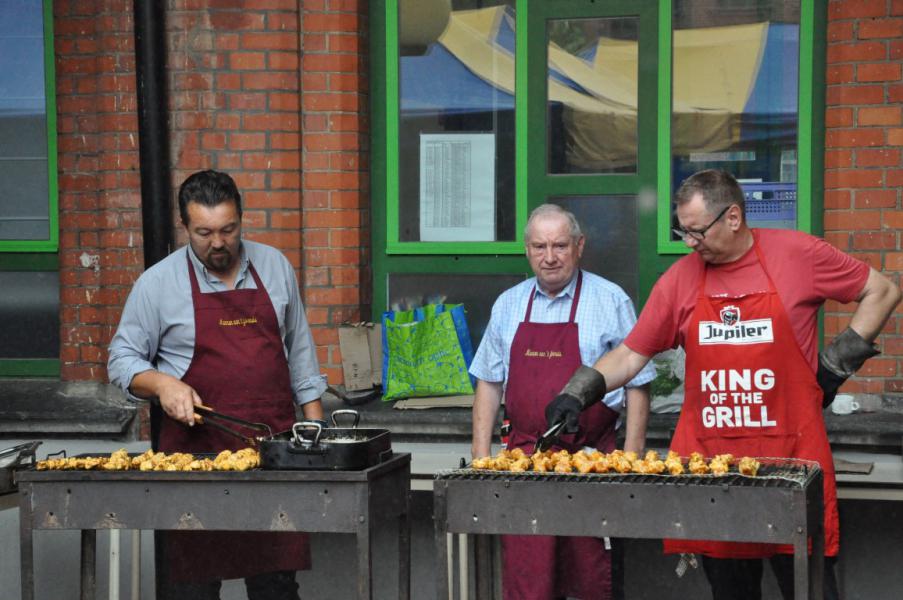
[523,270,583,324]
[568,270,583,323]
[186,250,202,296]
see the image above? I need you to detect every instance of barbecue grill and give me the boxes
[434,458,824,599]
[17,452,411,600]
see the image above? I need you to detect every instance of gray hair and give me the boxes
[525,204,583,242]
[675,169,746,218]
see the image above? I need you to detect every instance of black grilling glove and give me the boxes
[545,366,607,434]
[817,327,879,408]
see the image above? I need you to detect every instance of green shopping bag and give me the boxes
[381,304,475,401]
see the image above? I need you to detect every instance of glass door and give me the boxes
[524,0,660,303]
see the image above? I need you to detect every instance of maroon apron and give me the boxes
[664,238,839,558]
[502,271,620,600]
[158,253,310,583]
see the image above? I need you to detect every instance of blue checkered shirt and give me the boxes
[469,270,656,411]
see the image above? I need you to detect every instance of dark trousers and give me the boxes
[157,570,300,600]
[702,555,839,600]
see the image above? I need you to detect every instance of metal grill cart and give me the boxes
[434,459,824,599]
[17,452,411,600]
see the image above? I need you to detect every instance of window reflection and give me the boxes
[672,0,801,233]
[547,18,639,175]
[552,196,639,303]
[399,1,517,243]
[0,1,50,241]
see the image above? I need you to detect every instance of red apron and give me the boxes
[502,271,620,600]
[664,238,838,559]
[158,253,310,583]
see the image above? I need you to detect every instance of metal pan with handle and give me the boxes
[259,409,392,471]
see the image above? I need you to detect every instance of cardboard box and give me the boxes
[338,323,382,392]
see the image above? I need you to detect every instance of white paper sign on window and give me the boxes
[419,133,495,242]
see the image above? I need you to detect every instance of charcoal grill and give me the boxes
[17,452,411,600]
[434,459,824,599]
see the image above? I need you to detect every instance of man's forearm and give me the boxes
[850,268,902,341]
[129,369,179,399]
[300,399,324,421]
[591,343,653,392]
[472,380,503,458]
[623,384,651,454]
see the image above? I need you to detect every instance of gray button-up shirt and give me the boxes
[108,240,327,404]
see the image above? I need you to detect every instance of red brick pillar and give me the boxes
[301,1,370,385]
[825,0,903,394]
[55,1,141,382]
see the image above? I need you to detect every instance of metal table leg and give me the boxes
[81,529,97,600]
[434,483,451,600]
[19,486,34,600]
[473,534,493,600]
[356,511,372,599]
[398,498,411,600]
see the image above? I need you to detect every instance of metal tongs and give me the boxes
[0,441,42,466]
[192,404,274,447]
[533,420,566,454]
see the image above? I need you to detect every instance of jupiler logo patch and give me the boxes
[720,305,740,327]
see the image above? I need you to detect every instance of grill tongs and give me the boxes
[192,404,274,447]
[533,419,566,454]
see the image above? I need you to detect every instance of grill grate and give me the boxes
[436,457,820,488]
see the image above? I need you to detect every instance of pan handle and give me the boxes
[330,409,360,429]
[292,421,323,446]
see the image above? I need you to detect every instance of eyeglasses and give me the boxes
[672,205,732,241]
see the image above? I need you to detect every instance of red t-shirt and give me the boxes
[626,229,870,369]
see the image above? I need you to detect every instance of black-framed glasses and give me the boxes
[672,205,732,241]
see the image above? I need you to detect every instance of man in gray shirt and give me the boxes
[108,169,326,599]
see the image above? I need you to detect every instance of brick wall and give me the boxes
[51,1,902,398]
[300,0,370,384]
[824,0,903,396]
[54,0,370,388]
[56,0,142,382]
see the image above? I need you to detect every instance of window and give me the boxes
[665,0,806,248]
[0,0,59,376]
[372,0,824,332]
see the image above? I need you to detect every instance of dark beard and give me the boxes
[205,250,233,273]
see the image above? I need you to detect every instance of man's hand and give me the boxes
[544,366,607,433]
[545,394,583,433]
[817,327,879,408]
[157,378,203,425]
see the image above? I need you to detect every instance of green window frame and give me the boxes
[371,0,827,319]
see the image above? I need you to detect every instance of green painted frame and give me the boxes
[0,0,59,253]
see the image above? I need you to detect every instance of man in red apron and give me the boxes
[470,204,655,600]
[108,170,327,599]
[547,170,901,599]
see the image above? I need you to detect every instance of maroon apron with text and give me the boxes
[502,271,620,600]
[158,254,310,583]
[664,238,839,558]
